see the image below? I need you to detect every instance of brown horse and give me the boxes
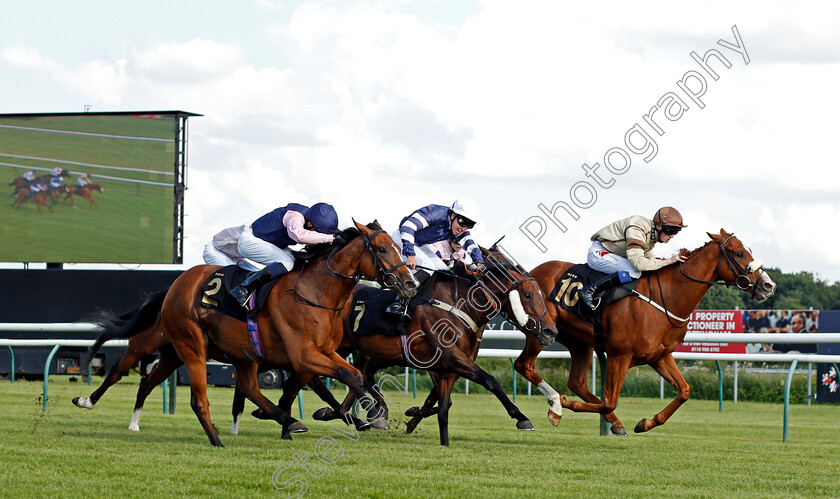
[93,221,416,446]
[63,183,104,208]
[11,186,53,211]
[310,245,558,446]
[405,230,776,436]
[74,292,372,434]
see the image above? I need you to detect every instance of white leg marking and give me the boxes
[231,414,241,435]
[128,408,142,431]
[76,396,94,409]
[538,381,563,416]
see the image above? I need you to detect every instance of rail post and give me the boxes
[168,372,177,414]
[7,346,14,383]
[596,350,611,436]
[42,344,61,410]
[510,358,517,404]
[783,358,799,443]
[716,361,723,412]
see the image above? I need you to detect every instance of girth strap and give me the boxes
[427,299,480,332]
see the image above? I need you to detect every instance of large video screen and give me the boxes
[0,112,195,264]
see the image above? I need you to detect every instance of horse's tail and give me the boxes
[84,288,168,367]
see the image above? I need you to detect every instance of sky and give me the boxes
[2,0,839,282]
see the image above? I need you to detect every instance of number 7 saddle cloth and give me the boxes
[548,264,640,328]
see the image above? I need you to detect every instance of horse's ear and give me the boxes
[719,228,732,238]
[707,231,720,242]
[372,219,381,228]
[353,219,371,234]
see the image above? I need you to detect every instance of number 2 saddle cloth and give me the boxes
[548,264,640,332]
[199,266,280,322]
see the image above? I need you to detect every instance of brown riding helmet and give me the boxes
[653,206,687,228]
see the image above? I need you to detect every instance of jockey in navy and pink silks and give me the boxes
[386,198,484,318]
[209,202,340,307]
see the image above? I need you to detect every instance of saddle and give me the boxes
[549,264,639,347]
[347,273,439,337]
[199,265,280,322]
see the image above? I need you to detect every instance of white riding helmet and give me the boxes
[450,198,483,225]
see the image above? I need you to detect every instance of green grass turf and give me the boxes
[0,377,837,498]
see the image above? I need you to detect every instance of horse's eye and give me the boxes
[736,252,744,258]
[377,246,386,254]
[524,292,532,300]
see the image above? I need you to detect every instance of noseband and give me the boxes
[479,255,547,334]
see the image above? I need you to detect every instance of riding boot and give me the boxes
[231,262,288,307]
[580,271,632,311]
[385,270,431,319]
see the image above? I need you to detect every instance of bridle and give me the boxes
[478,252,547,335]
[678,234,767,294]
[290,228,408,310]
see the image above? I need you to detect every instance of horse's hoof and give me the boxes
[405,418,420,434]
[547,409,562,426]
[611,424,628,437]
[281,431,293,441]
[369,417,390,430]
[128,424,140,432]
[353,419,372,432]
[516,420,535,431]
[634,419,650,433]
[313,407,336,421]
[404,406,422,417]
[72,396,94,409]
[288,421,308,434]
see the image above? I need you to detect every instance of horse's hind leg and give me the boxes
[435,374,458,446]
[634,353,689,433]
[231,387,246,435]
[73,349,144,410]
[128,345,183,431]
[231,361,301,440]
[405,372,444,434]
[565,343,626,436]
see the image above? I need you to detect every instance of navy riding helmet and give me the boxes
[305,202,340,234]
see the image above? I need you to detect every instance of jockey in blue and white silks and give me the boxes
[386,198,484,318]
[392,199,484,273]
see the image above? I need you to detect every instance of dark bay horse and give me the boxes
[93,221,416,446]
[405,230,776,436]
[312,246,558,446]
[74,293,371,434]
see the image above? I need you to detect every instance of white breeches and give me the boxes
[586,241,641,278]
[202,243,239,266]
[237,226,296,271]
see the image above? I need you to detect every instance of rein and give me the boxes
[644,234,766,326]
[286,229,407,311]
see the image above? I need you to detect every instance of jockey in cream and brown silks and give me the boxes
[386,198,485,318]
[208,202,341,308]
[580,206,688,310]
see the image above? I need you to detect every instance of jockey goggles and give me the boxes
[455,216,475,229]
[661,225,681,236]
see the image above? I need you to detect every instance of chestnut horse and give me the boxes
[311,245,558,446]
[405,230,776,436]
[87,221,416,446]
[63,183,104,208]
[74,292,371,434]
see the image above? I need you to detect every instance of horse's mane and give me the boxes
[290,226,362,264]
[678,240,715,260]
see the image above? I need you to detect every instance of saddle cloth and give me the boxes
[549,264,639,327]
[347,273,439,337]
[199,266,279,322]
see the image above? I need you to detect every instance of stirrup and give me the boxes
[385,298,411,320]
[231,286,253,307]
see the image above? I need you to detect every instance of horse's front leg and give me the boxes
[435,373,458,446]
[231,361,303,440]
[564,342,626,436]
[405,372,444,434]
[560,352,632,434]
[513,335,565,426]
[450,354,534,431]
[634,353,689,433]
